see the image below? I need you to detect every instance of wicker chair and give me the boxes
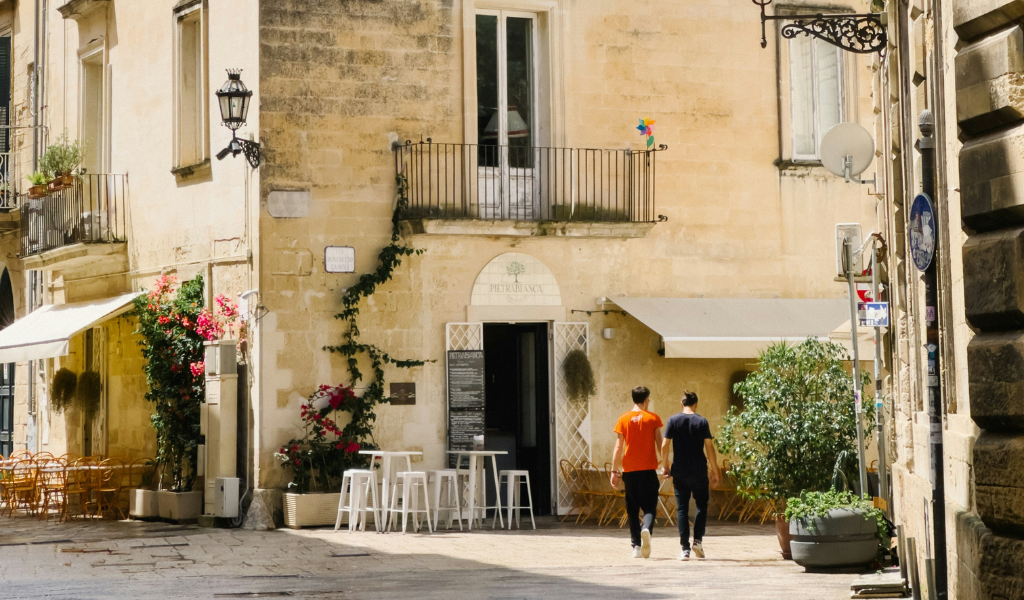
[3,459,38,517]
[92,458,127,519]
[37,457,68,521]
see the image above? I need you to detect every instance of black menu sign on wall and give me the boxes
[447,350,486,466]
[447,350,485,409]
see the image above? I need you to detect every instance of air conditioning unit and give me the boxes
[212,477,239,518]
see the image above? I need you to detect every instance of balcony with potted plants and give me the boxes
[20,131,128,274]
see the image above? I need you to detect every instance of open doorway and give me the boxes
[483,322,551,515]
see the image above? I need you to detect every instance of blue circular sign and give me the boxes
[909,193,936,271]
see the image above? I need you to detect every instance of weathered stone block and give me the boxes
[960,126,1024,230]
[968,332,1024,430]
[956,27,1024,134]
[954,0,1024,41]
[963,229,1024,329]
[957,512,1024,599]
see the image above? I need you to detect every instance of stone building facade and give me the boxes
[0,0,880,524]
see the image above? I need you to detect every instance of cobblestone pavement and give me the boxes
[0,516,862,599]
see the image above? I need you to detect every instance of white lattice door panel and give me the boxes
[553,322,590,515]
[446,323,484,352]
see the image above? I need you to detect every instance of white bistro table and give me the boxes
[445,450,507,530]
[358,450,423,522]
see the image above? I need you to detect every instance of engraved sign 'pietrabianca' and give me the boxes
[471,252,561,307]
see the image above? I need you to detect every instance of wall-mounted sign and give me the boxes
[325,246,355,273]
[858,302,889,328]
[447,350,485,409]
[389,382,416,406]
[470,252,562,307]
[909,193,936,272]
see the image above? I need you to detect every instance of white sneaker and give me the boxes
[678,548,690,560]
[640,528,652,558]
[632,546,644,559]
[692,540,705,558]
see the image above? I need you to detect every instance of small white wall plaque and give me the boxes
[325,246,355,273]
[267,190,311,218]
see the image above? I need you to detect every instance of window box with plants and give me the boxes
[26,171,50,199]
[716,338,873,559]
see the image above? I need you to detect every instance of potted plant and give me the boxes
[278,383,367,528]
[716,338,873,559]
[785,489,887,568]
[40,130,83,189]
[563,348,597,403]
[132,274,208,523]
[129,459,160,520]
[26,171,49,198]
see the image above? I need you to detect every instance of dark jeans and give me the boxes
[622,469,660,547]
[674,477,710,549]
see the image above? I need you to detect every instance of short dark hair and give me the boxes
[683,391,699,407]
[631,386,650,404]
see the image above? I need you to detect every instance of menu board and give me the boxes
[447,350,485,409]
[449,410,485,450]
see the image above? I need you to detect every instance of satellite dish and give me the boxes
[820,123,875,183]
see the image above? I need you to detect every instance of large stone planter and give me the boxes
[157,490,203,523]
[789,508,879,568]
[129,489,159,520]
[283,492,342,529]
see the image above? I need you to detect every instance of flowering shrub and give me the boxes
[131,274,207,492]
[276,384,367,494]
[196,294,242,343]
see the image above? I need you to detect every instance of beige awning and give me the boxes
[613,297,869,359]
[0,292,140,363]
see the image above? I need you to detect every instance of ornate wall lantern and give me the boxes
[215,69,260,168]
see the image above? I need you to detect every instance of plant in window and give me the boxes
[26,171,49,186]
[563,349,597,403]
[51,367,78,413]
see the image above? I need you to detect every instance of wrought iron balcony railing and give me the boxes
[0,153,18,211]
[20,174,128,257]
[394,140,664,223]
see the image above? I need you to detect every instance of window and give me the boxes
[80,48,106,174]
[174,2,207,169]
[476,11,536,168]
[789,34,844,160]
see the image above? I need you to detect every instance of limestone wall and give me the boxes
[257,0,881,490]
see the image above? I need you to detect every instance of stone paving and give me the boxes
[0,516,863,599]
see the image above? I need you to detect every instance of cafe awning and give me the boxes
[0,292,140,363]
[613,297,865,359]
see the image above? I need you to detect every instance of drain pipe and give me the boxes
[25,0,42,453]
[919,109,948,600]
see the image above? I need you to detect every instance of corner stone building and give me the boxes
[877,0,1024,596]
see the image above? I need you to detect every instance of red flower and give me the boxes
[291,445,299,452]
[345,442,360,453]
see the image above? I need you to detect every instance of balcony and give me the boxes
[20,174,128,272]
[394,140,664,238]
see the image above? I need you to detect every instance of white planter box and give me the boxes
[129,489,159,519]
[157,490,203,523]
[283,492,342,529]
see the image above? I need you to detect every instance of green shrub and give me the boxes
[784,488,888,542]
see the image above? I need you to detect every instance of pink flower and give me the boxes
[345,442,360,453]
[190,361,205,377]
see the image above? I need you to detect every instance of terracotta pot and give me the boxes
[776,514,793,560]
[59,173,75,187]
[28,184,47,199]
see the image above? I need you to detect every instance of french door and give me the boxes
[476,10,540,219]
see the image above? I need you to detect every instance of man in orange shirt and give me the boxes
[610,386,664,559]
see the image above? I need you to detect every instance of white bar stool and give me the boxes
[498,469,536,530]
[335,469,380,532]
[387,471,433,534]
[429,469,463,531]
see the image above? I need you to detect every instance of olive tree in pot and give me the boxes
[784,489,888,568]
[716,338,872,559]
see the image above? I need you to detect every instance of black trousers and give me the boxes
[673,477,710,548]
[622,469,660,547]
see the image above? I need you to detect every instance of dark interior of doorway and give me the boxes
[483,322,551,516]
[0,268,13,458]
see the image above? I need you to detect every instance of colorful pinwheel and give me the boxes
[637,117,656,148]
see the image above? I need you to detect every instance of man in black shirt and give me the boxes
[660,391,723,560]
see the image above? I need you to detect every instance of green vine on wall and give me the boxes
[325,173,427,447]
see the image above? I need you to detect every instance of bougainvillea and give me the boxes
[131,274,206,492]
[275,384,364,494]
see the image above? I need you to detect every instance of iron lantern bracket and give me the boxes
[755,0,887,55]
[217,133,261,169]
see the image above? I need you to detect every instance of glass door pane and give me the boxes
[506,17,533,169]
[476,14,500,167]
